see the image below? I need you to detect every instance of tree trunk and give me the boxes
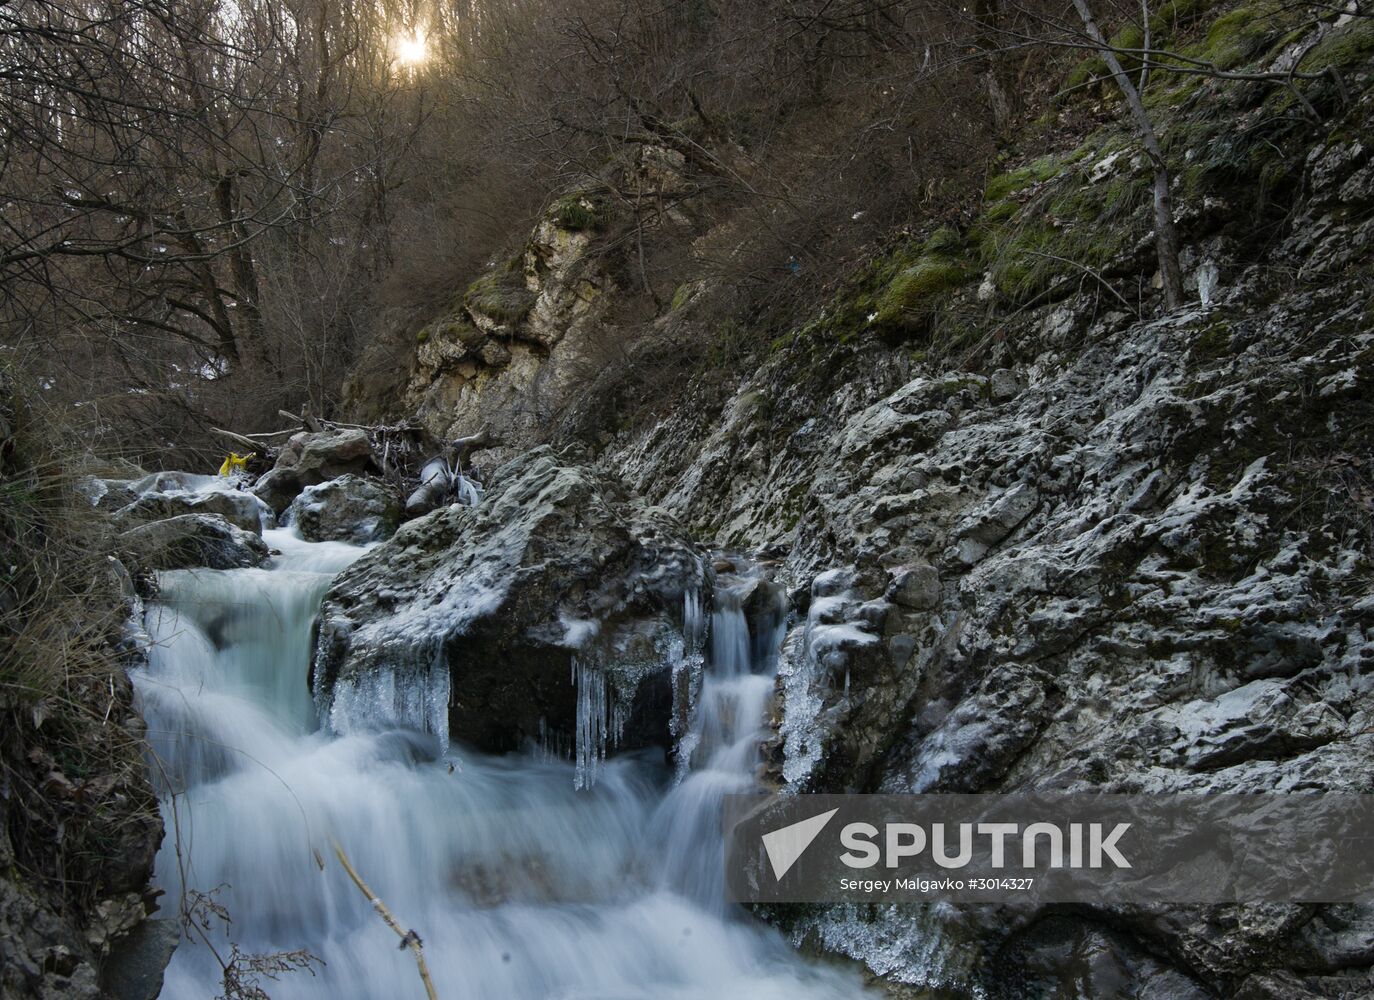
[1071,0,1185,309]
[1149,164,1184,308]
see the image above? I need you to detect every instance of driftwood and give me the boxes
[449,427,495,466]
[404,428,499,518]
[211,422,313,454]
[216,410,469,505]
[405,467,449,519]
[276,409,308,429]
[209,427,263,454]
[333,842,438,1000]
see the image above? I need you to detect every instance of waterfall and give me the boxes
[135,522,868,998]
[650,571,789,910]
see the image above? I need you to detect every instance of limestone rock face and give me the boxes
[406,215,613,457]
[598,125,1374,996]
[284,474,401,544]
[118,514,270,571]
[400,161,698,457]
[314,448,704,759]
[251,428,375,514]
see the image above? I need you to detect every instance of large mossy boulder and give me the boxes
[314,448,705,757]
[251,429,376,514]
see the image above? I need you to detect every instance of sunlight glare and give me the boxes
[396,31,427,67]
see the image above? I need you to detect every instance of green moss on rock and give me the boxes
[1299,18,1374,73]
[552,193,604,232]
[875,256,970,326]
[985,156,1061,202]
[465,258,537,325]
[1189,1,1289,69]
[979,161,1148,303]
[1148,0,1216,34]
[923,226,964,255]
[1190,320,1235,361]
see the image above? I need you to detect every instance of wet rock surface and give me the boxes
[315,447,705,758]
[284,473,402,544]
[118,513,271,571]
[251,428,376,514]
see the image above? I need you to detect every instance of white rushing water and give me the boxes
[135,526,868,999]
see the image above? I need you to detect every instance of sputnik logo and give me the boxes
[761,808,839,880]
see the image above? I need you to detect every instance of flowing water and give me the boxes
[135,526,868,999]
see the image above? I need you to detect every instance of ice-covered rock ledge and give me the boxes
[313,447,706,779]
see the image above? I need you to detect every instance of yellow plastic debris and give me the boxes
[218,452,250,477]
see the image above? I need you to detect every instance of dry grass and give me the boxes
[0,362,158,920]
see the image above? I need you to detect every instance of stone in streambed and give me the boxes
[314,447,704,758]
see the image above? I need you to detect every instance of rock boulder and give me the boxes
[314,448,704,765]
[284,474,401,544]
[110,488,270,534]
[251,429,375,514]
[119,514,270,572]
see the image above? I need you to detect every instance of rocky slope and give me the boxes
[367,5,1374,996]
[607,250,1374,997]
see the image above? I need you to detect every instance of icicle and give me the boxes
[573,656,611,790]
[682,588,705,654]
[670,589,707,780]
[454,472,484,507]
[326,641,451,752]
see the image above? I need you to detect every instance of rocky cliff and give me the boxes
[346,5,1374,997]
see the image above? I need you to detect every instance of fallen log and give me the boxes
[404,429,499,518]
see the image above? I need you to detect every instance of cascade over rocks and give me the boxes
[333,15,1374,995]
[314,447,705,756]
[251,428,376,514]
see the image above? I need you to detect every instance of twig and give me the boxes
[332,842,438,1000]
[1025,250,1140,315]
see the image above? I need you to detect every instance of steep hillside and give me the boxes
[379,4,1374,995]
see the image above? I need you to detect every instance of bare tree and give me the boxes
[1070,0,1184,308]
